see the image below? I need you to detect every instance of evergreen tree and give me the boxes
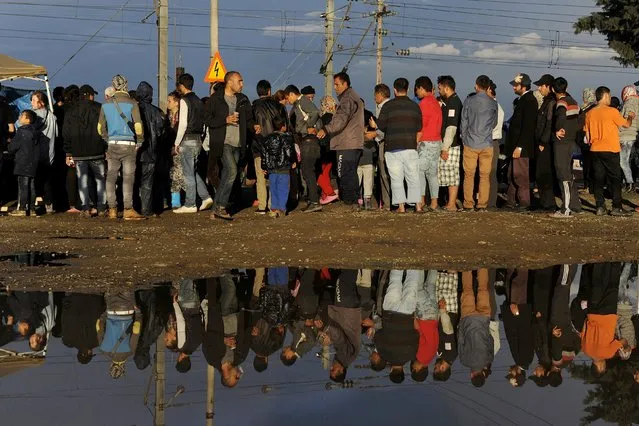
[574,1,639,67]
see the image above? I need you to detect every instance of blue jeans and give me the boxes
[384,149,420,205]
[76,159,106,211]
[383,270,422,315]
[214,144,240,209]
[418,141,441,198]
[180,143,210,208]
[268,267,289,286]
[620,140,634,184]
[269,172,289,211]
[416,270,438,320]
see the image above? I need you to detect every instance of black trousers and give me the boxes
[592,151,623,209]
[583,262,621,315]
[336,149,361,204]
[577,140,593,193]
[300,140,321,204]
[138,162,155,216]
[536,145,556,210]
[335,269,359,308]
[554,141,581,213]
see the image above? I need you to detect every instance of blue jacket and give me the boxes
[461,92,498,150]
[98,92,143,144]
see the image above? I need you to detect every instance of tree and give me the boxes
[574,0,639,67]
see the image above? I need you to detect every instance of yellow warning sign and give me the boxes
[204,52,227,83]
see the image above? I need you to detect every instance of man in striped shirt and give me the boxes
[550,77,582,218]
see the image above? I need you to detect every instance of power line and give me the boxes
[51,0,135,78]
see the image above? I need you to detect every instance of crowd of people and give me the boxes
[1,70,639,219]
[2,262,638,393]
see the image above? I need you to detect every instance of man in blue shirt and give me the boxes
[460,75,498,211]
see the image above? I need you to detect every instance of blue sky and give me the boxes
[1,0,636,115]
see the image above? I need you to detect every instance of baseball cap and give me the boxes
[510,73,531,87]
[301,85,316,95]
[533,74,555,86]
[80,84,98,97]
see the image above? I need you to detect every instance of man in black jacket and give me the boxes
[206,71,260,220]
[63,85,107,217]
[136,82,165,217]
[506,73,537,211]
[166,280,203,373]
[61,293,105,364]
[252,80,287,214]
[502,269,533,388]
[533,74,557,211]
[550,77,582,218]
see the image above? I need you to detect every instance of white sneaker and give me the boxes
[173,206,197,214]
[199,198,214,211]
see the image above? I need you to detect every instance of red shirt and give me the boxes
[419,95,443,142]
[416,319,439,365]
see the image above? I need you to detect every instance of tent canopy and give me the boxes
[0,54,48,81]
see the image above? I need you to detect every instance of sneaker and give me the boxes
[596,207,607,216]
[81,210,93,219]
[302,203,323,213]
[459,207,474,213]
[173,206,198,214]
[123,209,146,221]
[549,211,573,219]
[212,207,233,220]
[610,208,633,217]
[9,210,26,217]
[107,208,118,219]
[45,204,54,214]
[199,198,214,211]
[364,198,374,211]
[268,210,281,218]
[320,194,339,205]
[255,208,268,215]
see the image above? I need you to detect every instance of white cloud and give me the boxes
[409,43,460,56]
[304,11,323,18]
[471,32,613,62]
[262,23,324,37]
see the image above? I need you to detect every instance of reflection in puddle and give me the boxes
[0,251,76,267]
[1,263,638,425]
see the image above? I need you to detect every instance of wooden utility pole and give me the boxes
[375,0,384,85]
[210,0,219,57]
[157,0,168,112]
[206,365,215,426]
[154,332,166,426]
[324,0,335,97]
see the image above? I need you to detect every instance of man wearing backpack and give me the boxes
[98,75,145,220]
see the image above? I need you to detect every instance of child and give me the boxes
[359,109,377,210]
[8,110,43,216]
[259,116,296,218]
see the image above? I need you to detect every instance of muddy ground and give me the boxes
[1,190,639,291]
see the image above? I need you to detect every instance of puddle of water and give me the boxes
[1,262,638,426]
[0,251,77,266]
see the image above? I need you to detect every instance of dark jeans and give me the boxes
[506,157,530,208]
[335,149,361,204]
[17,175,36,211]
[76,159,106,212]
[214,144,240,209]
[180,143,210,208]
[592,151,623,209]
[35,162,53,207]
[377,141,391,209]
[138,162,155,215]
[554,141,581,213]
[536,145,556,210]
[67,165,79,209]
[300,140,321,204]
[577,140,593,193]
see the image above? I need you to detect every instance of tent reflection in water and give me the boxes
[0,53,53,112]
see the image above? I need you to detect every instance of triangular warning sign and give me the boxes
[204,52,227,83]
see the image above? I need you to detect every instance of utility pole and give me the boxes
[375,0,384,85]
[324,0,335,97]
[157,0,168,112]
[206,365,215,426]
[210,0,219,56]
[154,332,166,426]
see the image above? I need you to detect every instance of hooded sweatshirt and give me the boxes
[31,107,57,165]
[619,94,639,142]
[136,82,165,163]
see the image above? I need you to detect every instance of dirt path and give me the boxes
[1,194,638,291]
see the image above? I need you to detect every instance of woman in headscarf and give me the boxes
[577,88,597,194]
[166,91,185,208]
[619,85,639,191]
[318,96,338,204]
